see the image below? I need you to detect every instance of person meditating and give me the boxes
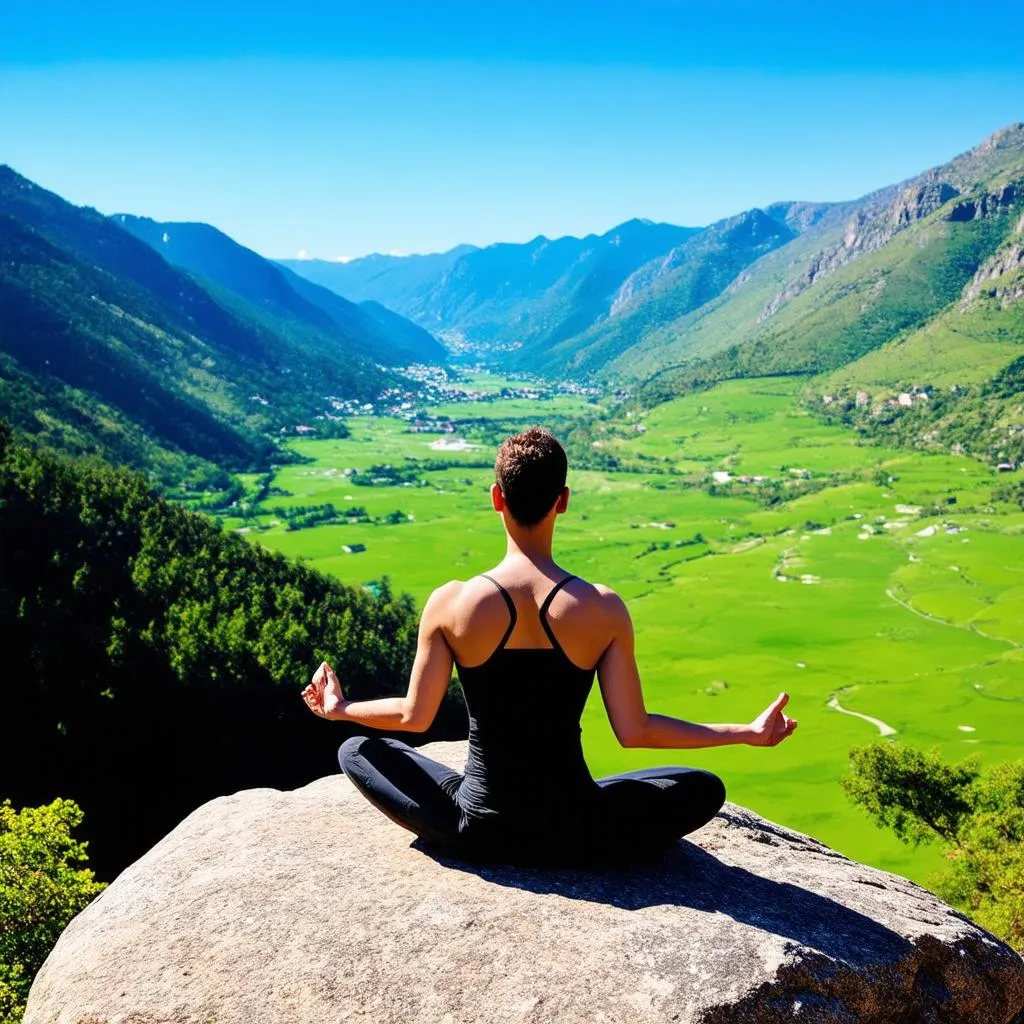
[302,427,797,866]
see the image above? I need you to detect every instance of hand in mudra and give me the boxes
[749,692,798,747]
[302,661,346,720]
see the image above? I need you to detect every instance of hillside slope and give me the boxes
[0,213,271,481]
[809,215,1024,466]
[0,168,395,482]
[116,215,445,365]
[626,124,1024,397]
[530,207,802,374]
[0,424,435,879]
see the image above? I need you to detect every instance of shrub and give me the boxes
[843,743,1024,951]
[0,798,105,1023]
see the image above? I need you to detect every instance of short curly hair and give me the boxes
[494,427,568,527]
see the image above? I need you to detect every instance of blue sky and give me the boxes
[3,1,1023,259]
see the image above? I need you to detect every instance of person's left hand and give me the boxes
[747,692,798,747]
[302,661,346,720]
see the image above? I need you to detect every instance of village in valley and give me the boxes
[816,385,1020,474]
[291,363,604,436]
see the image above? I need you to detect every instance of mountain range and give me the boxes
[113,215,445,367]
[2,122,1023,484]
[0,168,443,484]
[280,219,701,356]
[284,124,1024,399]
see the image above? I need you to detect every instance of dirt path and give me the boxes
[827,695,897,737]
[885,588,1022,650]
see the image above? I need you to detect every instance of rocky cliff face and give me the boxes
[25,742,1024,1024]
[757,124,1024,326]
[961,207,1024,308]
[946,182,1021,223]
[962,243,1024,307]
[758,182,962,322]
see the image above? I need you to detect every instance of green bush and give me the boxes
[0,798,105,1023]
[843,743,1024,950]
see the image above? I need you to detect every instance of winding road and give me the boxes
[827,695,897,737]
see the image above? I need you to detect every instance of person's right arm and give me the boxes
[595,588,797,749]
[302,582,458,732]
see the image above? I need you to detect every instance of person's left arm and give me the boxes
[302,582,458,731]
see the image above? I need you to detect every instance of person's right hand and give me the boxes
[748,692,798,747]
[302,661,346,720]
[319,661,346,718]
[301,662,328,718]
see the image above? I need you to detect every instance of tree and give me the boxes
[0,799,105,1023]
[0,428,448,884]
[843,743,1024,950]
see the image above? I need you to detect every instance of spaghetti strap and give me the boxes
[480,574,517,650]
[539,575,576,654]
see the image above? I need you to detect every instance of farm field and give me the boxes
[230,375,1023,886]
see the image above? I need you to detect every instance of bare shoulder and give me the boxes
[427,579,465,602]
[423,576,504,627]
[420,579,466,621]
[591,581,628,612]
[567,578,630,625]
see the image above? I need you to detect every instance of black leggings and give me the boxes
[338,735,726,867]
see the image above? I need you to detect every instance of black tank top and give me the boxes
[454,574,600,837]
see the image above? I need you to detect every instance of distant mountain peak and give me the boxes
[976,122,1024,154]
[109,213,445,366]
[613,217,657,230]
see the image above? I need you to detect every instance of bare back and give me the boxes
[442,567,617,671]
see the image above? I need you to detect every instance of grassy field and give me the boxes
[227,374,1023,887]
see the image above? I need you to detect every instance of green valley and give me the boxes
[218,373,1024,887]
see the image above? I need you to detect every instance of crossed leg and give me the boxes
[590,765,726,862]
[338,735,464,849]
[339,738,726,866]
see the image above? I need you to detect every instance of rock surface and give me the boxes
[759,179,965,323]
[26,742,1024,1024]
[963,241,1024,308]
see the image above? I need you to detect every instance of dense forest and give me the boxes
[0,423,465,880]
